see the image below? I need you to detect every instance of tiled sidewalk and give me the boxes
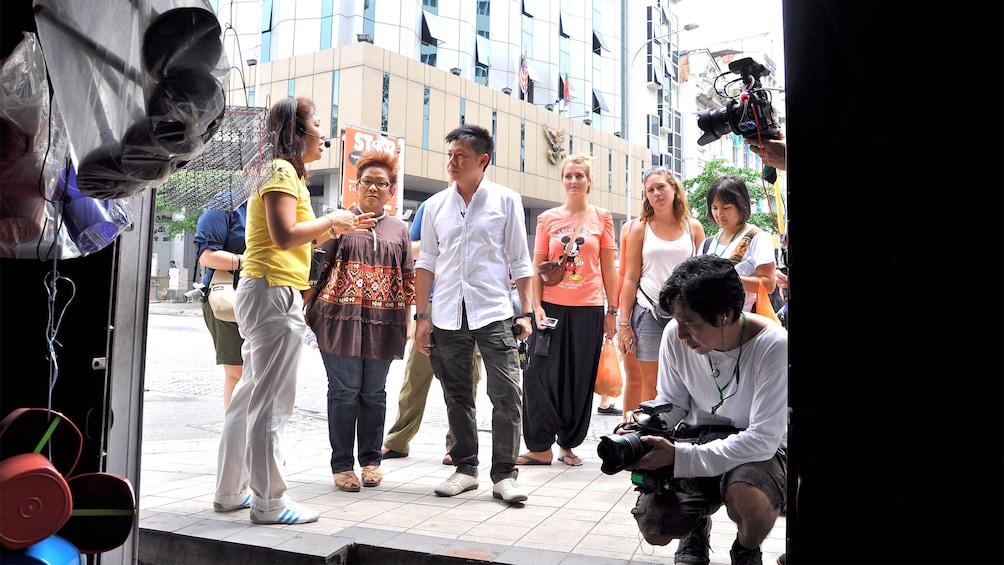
[138,424,785,564]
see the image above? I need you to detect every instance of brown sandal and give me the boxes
[361,465,382,488]
[334,470,360,492]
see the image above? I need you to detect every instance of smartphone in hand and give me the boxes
[542,317,558,328]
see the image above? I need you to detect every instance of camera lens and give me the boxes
[597,432,649,475]
[696,105,734,146]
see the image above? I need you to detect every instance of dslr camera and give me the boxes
[696,57,780,146]
[597,400,674,478]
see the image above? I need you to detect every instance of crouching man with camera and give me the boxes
[623,255,787,565]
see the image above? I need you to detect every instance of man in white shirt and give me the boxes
[413,124,535,503]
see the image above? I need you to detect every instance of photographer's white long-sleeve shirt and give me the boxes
[656,316,788,478]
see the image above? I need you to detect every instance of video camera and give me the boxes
[696,57,780,146]
[596,400,675,476]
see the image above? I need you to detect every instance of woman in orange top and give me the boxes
[517,153,617,466]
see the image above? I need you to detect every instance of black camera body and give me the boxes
[596,400,674,476]
[696,57,780,146]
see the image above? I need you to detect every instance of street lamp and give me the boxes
[624,23,697,221]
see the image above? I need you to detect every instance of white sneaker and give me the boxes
[250,498,320,525]
[492,478,528,502]
[213,489,252,512]
[434,472,479,497]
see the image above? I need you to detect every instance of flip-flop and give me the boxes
[557,454,583,466]
[516,453,551,466]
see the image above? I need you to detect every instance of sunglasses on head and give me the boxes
[642,166,670,181]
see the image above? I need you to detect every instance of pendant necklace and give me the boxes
[706,313,747,414]
[366,209,387,251]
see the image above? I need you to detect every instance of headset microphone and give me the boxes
[301,129,331,147]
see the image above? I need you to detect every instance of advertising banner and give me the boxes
[341,125,405,215]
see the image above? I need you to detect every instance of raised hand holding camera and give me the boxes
[696,57,780,146]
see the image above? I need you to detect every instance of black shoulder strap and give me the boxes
[701,235,713,255]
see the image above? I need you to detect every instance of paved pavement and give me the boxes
[139,300,785,564]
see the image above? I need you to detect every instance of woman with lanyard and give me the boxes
[699,175,777,313]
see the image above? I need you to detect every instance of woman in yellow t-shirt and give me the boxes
[213,96,375,525]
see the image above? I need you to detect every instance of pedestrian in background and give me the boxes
[193,197,247,408]
[382,200,484,465]
[306,148,415,493]
[517,152,617,467]
[618,167,705,414]
[213,96,375,525]
[413,124,535,503]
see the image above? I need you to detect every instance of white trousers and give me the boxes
[215,277,305,510]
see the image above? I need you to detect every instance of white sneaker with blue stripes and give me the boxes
[250,497,320,525]
[213,489,252,512]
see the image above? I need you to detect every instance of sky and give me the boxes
[675,0,785,83]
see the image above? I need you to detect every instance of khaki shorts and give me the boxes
[202,300,243,365]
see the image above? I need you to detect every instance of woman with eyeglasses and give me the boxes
[517,152,618,467]
[214,96,375,525]
[305,148,415,493]
[617,166,705,419]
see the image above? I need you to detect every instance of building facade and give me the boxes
[157,0,783,274]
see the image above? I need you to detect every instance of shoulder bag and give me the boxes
[538,208,588,286]
[208,268,238,323]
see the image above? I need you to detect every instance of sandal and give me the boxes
[361,465,382,488]
[334,470,361,492]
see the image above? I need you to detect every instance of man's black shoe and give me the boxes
[729,538,763,565]
[674,516,711,565]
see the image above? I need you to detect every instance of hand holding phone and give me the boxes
[542,317,558,328]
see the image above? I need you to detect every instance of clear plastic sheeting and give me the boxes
[157,106,272,212]
[32,0,228,201]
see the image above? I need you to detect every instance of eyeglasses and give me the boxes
[642,166,670,181]
[358,178,391,189]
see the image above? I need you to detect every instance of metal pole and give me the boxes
[625,24,697,223]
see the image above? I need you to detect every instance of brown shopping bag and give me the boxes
[594,337,623,397]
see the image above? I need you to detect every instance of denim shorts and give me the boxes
[631,449,787,538]
[631,303,668,362]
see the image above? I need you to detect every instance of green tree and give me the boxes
[154,192,201,241]
[683,159,781,238]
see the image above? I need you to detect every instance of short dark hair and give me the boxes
[659,255,746,325]
[445,124,494,171]
[706,175,752,225]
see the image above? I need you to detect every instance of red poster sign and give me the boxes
[341,125,404,215]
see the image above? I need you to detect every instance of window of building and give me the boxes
[422,10,445,46]
[592,89,609,114]
[381,73,389,132]
[330,70,339,141]
[422,86,430,149]
[592,30,609,55]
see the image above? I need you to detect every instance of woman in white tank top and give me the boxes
[617,167,705,419]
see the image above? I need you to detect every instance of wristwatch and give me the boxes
[413,312,429,321]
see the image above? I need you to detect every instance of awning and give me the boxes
[592,89,609,112]
[593,29,609,52]
[422,10,445,46]
[476,35,491,66]
[525,59,540,83]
